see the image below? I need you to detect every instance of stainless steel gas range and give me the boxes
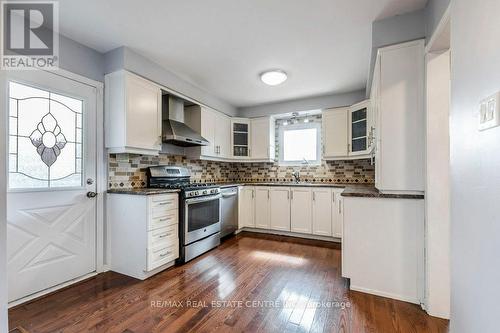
[147,166,221,263]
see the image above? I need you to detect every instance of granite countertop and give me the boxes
[107,188,180,195]
[341,186,424,199]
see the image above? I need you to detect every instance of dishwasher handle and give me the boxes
[221,192,238,198]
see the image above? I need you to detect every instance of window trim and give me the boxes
[278,122,321,166]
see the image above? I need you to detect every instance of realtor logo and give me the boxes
[1,1,59,69]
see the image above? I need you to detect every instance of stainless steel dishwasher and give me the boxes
[220,186,238,237]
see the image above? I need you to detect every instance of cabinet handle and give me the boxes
[347,143,351,153]
[159,217,171,222]
[313,192,316,201]
[290,191,293,200]
[287,191,289,200]
[157,201,173,206]
[159,251,171,258]
[339,199,342,214]
[267,190,270,199]
[252,190,255,198]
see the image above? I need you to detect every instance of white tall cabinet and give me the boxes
[372,40,425,194]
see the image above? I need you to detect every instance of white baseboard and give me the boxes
[239,227,341,243]
[349,284,420,305]
[8,272,98,308]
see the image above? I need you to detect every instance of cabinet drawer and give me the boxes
[150,195,178,213]
[147,242,179,271]
[148,210,178,231]
[148,225,178,247]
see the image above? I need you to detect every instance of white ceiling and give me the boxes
[58,0,427,107]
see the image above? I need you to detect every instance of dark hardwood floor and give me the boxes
[9,232,449,333]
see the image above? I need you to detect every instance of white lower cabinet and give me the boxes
[342,196,424,304]
[108,193,179,280]
[312,188,333,236]
[238,185,343,241]
[270,188,291,231]
[290,188,312,234]
[332,189,344,238]
[238,186,255,228]
[254,187,271,229]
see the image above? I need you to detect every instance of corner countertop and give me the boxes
[107,188,180,195]
[341,186,424,199]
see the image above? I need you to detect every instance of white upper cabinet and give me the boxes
[231,118,251,159]
[373,40,425,194]
[312,188,333,236]
[215,111,231,158]
[105,70,162,155]
[290,188,312,234]
[269,187,291,231]
[185,105,231,160]
[348,100,372,156]
[322,107,349,159]
[250,117,275,162]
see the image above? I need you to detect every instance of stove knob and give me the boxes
[203,190,208,195]
[195,191,199,196]
[211,189,216,194]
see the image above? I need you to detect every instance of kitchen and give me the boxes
[1,0,498,332]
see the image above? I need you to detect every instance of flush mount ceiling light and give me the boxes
[260,70,288,86]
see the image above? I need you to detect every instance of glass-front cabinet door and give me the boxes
[349,100,372,156]
[231,118,250,158]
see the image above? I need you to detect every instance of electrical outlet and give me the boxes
[479,92,500,131]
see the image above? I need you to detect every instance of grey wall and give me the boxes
[104,47,237,117]
[366,9,427,96]
[426,0,451,41]
[58,34,105,82]
[238,90,365,118]
[0,74,7,332]
[450,0,500,332]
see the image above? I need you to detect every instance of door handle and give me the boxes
[86,191,98,198]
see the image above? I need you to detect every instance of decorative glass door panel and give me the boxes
[8,82,84,189]
[350,107,367,153]
[232,122,249,157]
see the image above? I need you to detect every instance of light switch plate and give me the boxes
[479,92,500,131]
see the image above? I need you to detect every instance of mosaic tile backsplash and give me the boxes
[108,154,375,189]
[108,115,375,189]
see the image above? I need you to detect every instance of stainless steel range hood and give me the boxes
[162,95,209,147]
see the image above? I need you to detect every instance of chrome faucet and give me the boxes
[292,170,300,183]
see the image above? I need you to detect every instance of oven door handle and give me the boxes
[185,194,221,204]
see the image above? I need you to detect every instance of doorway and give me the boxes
[4,69,102,305]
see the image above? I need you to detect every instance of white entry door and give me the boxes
[5,70,98,303]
